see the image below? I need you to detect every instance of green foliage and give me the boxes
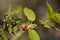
[46,2,54,22]
[0,31,8,40]
[12,18,22,23]
[54,27,60,32]
[4,5,23,34]
[39,20,51,29]
[47,2,60,24]
[47,2,53,16]
[28,29,40,40]
[51,13,60,24]
[8,25,13,34]
[23,7,36,21]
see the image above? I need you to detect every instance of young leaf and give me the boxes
[5,4,12,16]
[54,27,60,32]
[8,25,13,34]
[46,2,55,22]
[0,31,8,40]
[46,2,53,17]
[11,17,23,24]
[39,20,51,29]
[51,13,60,24]
[28,29,40,40]
[23,7,36,21]
[47,2,60,24]
[13,18,22,21]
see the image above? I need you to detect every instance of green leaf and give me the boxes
[5,4,12,16]
[39,20,51,29]
[51,13,60,24]
[47,2,60,24]
[13,18,22,21]
[54,27,60,32]
[28,29,40,40]
[8,25,13,34]
[46,2,56,23]
[0,31,8,40]
[14,6,23,13]
[55,9,60,13]
[11,17,23,24]
[46,2,55,22]
[23,7,36,21]
[46,2,53,17]
[5,5,23,18]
